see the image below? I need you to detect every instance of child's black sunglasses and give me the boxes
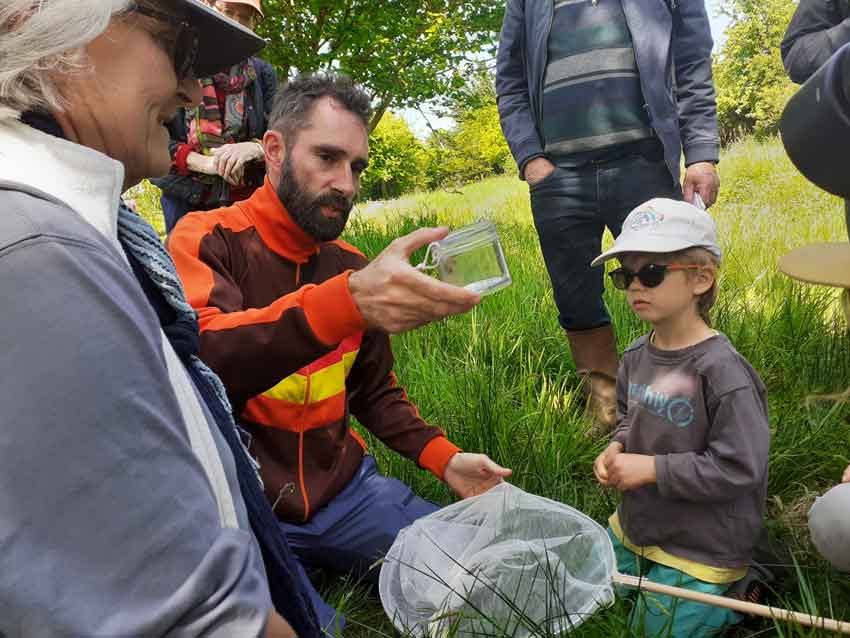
[609,263,702,290]
[131,4,199,81]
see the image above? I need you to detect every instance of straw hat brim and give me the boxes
[778,242,850,288]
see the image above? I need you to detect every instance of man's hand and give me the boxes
[443,453,512,498]
[593,441,624,486]
[523,157,556,186]
[683,161,720,208]
[347,227,481,334]
[212,142,264,185]
[842,464,850,484]
[605,453,656,492]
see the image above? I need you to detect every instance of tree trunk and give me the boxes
[368,96,391,133]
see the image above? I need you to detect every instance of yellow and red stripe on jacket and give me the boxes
[244,333,367,440]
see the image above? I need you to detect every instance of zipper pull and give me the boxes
[271,482,296,512]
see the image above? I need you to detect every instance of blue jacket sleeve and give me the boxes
[672,0,720,166]
[495,0,545,178]
[781,0,850,84]
[0,235,271,637]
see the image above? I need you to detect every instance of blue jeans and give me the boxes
[280,455,440,635]
[529,153,682,330]
[160,194,193,233]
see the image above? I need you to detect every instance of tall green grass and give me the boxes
[138,137,850,636]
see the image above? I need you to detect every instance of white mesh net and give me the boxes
[379,483,617,637]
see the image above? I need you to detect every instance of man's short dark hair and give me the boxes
[269,73,372,144]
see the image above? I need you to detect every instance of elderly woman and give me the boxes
[152,0,276,232]
[0,1,318,636]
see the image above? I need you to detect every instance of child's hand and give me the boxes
[594,442,624,486]
[606,453,656,491]
[842,464,850,484]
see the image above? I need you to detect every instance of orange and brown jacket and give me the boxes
[168,179,460,523]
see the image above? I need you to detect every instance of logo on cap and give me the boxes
[629,210,665,231]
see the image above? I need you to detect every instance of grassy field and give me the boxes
[139,137,850,637]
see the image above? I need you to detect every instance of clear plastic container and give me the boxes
[417,220,512,295]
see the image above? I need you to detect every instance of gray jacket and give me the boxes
[495,0,720,184]
[0,119,271,637]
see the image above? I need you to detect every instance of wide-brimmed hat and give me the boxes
[778,243,850,288]
[591,198,721,267]
[177,0,265,76]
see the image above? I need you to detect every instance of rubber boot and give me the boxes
[566,325,620,435]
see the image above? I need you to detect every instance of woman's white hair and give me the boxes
[0,0,132,120]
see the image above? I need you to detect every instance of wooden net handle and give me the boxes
[613,572,850,635]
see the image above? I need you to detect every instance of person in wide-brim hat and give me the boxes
[152,0,277,233]
[0,2,318,636]
[779,243,850,573]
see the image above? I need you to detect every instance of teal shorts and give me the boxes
[608,528,742,638]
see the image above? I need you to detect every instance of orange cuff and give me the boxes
[418,436,462,480]
[302,270,368,346]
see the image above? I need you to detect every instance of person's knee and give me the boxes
[353,475,437,558]
[809,484,850,571]
[554,274,608,330]
[550,265,608,330]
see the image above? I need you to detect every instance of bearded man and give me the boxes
[168,73,510,633]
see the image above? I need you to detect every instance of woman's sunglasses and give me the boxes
[609,263,702,290]
[131,4,199,81]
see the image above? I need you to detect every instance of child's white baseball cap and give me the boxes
[590,198,722,267]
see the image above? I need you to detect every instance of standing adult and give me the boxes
[781,0,850,239]
[167,73,511,633]
[0,1,315,636]
[495,0,721,432]
[153,0,277,232]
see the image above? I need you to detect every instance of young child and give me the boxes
[591,198,771,637]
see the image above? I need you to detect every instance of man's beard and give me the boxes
[276,156,353,242]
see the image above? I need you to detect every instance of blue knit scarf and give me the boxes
[116,203,320,638]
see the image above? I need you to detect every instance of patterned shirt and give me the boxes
[541,0,654,163]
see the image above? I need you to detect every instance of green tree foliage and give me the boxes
[424,70,513,189]
[258,0,504,130]
[359,113,425,201]
[358,72,512,202]
[713,0,797,144]
[424,104,512,189]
